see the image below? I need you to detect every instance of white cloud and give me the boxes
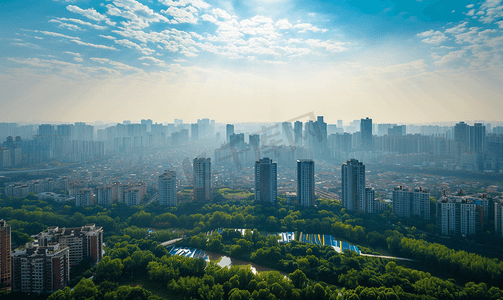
[38,30,80,40]
[294,23,328,33]
[304,39,347,52]
[49,19,83,31]
[445,22,468,34]
[67,5,108,22]
[162,6,199,24]
[99,35,116,40]
[114,39,155,55]
[139,56,167,66]
[159,0,211,9]
[8,57,82,68]
[275,19,292,30]
[74,57,84,62]
[90,57,143,72]
[201,14,218,23]
[417,30,448,45]
[57,18,108,30]
[64,51,81,56]
[106,0,172,29]
[434,50,467,67]
[72,40,118,50]
[11,42,40,48]
[212,8,233,20]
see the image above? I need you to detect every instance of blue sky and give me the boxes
[1,0,503,124]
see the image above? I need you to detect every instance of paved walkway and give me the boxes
[160,238,183,247]
[360,253,414,261]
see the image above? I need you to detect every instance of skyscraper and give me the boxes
[191,124,199,141]
[392,186,430,220]
[341,159,366,212]
[360,117,373,150]
[294,121,303,146]
[226,124,234,144]
[254,157,277,205]
[454,121,470,152]
[297,159,315,207]
[0,220,11,290]
[469,123,486,153]
[159,170,177,206]
[11,244,69,294]
[193,158,211,201]
[282,122,293,145]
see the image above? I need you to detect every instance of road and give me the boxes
[160,238,184,247]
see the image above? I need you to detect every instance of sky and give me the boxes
[1,0,503,125]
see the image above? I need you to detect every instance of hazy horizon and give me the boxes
[2,0,503,123]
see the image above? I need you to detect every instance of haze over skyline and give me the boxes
[1,0,503,124]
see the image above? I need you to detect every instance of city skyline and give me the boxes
[2,0,503,123]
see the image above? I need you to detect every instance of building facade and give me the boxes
[297,159,315,207]
[193,158,211,201]
[11,244,70,294]
[35,224,103,266]
[0,220,11,290]
[341,159,367,212]
[437,197,481,236]
[159,170,177,206]
[392,186,430,220]
[255,157,277,205]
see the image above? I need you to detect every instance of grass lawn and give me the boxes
[216,188,252,199]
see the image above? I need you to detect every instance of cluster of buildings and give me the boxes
[76,181,148,207]
[340,158,503,238]
[4,177,69,199]
[3,117,503,173]
[0,220,103,294]
[436,194,497,236]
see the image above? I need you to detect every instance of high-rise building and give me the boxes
[249,134,260,148]
[226,124,234,144]
[297,159,315,207]
[282,122,293,145]
[124,187,142,206]
[437,197,481,236]
[469,123,486,153]
[11,244,70,294]
[159,170,177,206]
[254,158,277,205]
[191,124,199,141]
[392,186,430,220]
[141,119,153,133]
[229,133,245,149]
[0,220,11,290]
[36,224,103,266]
[454,121,470,152]
[75,188,93,206]
[97,186,113,206]
[294,121,303,146]
[495,202,503,238]
[366,188,375,213]
[341,159,367,212]
[193,158,211,201]
[360,117,373,150]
